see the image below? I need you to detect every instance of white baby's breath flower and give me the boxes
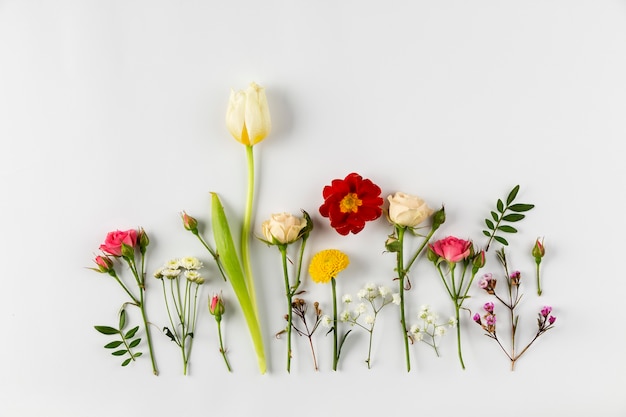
[179,256,203,270]
[321,315,332,328]
[365,282,377,292]
[420,304,430,313]
[392,293,401,306]
[356,303,367,314]
[448,317,457,327]
[357,289,368,299]
[378,286,391,298]
[419,310,429,320]
[410,324,420,335]
[340,310,352,322]
[364,315,375,325]
[436,326,447,336]
[342,294,353,304]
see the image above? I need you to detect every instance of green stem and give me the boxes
[241,144,258,313]
[217,320,232,372]
[279,245,293,373]
[396,226,411,372]
[127,258,158,375]
[454,301,465,369]
[536,260,542,296]
[332,277,339,371]
[194,232,228,282]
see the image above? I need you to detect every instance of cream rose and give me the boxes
[387,192,434,228]
[261,212,307,245]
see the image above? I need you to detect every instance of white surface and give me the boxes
[1,1,625,416]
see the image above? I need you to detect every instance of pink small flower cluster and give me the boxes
[539,306,557,328]
[473,302,496,334]
[478,273,497,295]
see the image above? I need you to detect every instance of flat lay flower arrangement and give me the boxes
[89,82,557,376]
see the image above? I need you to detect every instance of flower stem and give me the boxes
[454,302,465,370]
[279,245,293,373]
[396,226,411,372]
[332,277,339,371]
[217,320,232,372]
[241,144,258,313]
[128,258,158,375]
[536,260,542,296]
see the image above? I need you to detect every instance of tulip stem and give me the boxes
[241,145,258,314]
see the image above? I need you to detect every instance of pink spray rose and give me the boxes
[99,229,138,256]
[429,236,472,263]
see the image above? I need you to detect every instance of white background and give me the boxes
[1,1,625,416]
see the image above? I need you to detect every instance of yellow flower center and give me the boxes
[339,193,362,213]
[309,249,350,284]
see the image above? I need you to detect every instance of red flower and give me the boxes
[319,172,383,235]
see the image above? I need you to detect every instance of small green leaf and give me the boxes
[506,185,520,205]
[125,326,139,339]
[133,352,143,358]
[104,340,123,349]
[121,358,132,367]
[496,199,504,213]
[95,326,118,335]
[482,230,491,237]
[129,339,141,348]
[490,211,498,221]
[502,213,525,222]
[494,235,509,245]
[498,225,518,233]
[118,309,126,330]
[112,350,127,356]
[508,203,535,212]
[485,219,495,230]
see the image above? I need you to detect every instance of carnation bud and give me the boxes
[181,211,199,234]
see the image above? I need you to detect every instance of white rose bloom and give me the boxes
[387,192,434,228]
[261,212,307,245]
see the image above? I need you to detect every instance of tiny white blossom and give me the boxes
[364,315,375,325]
[340,310,352,322]
[161,268,181,278]
[436,326,447,336]
[184,270,202,282]
[321,315,332,328]
[357,289,368,299]
[179,256,203,270]
[378,286,391,298]
[342,294,353,304]
[364,282,377,292]
[392,293,401,306]
[420,304,430,313]
[356,303,367,314]
[409,324,420,335]
[419,310,429,320]
[165,259,181,270]
[448,317,457,327]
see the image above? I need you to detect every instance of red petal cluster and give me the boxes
[319,172,383,235]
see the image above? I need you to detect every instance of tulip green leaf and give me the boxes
[211,192,266,374]
[483,185,534,251]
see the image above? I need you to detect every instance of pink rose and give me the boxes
[99,229,138,256]
[429,236,472,263]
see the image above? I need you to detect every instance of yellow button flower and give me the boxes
[308,249,349,284]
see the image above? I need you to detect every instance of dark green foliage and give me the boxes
[94,308,143,367]
[483,185,534,251]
